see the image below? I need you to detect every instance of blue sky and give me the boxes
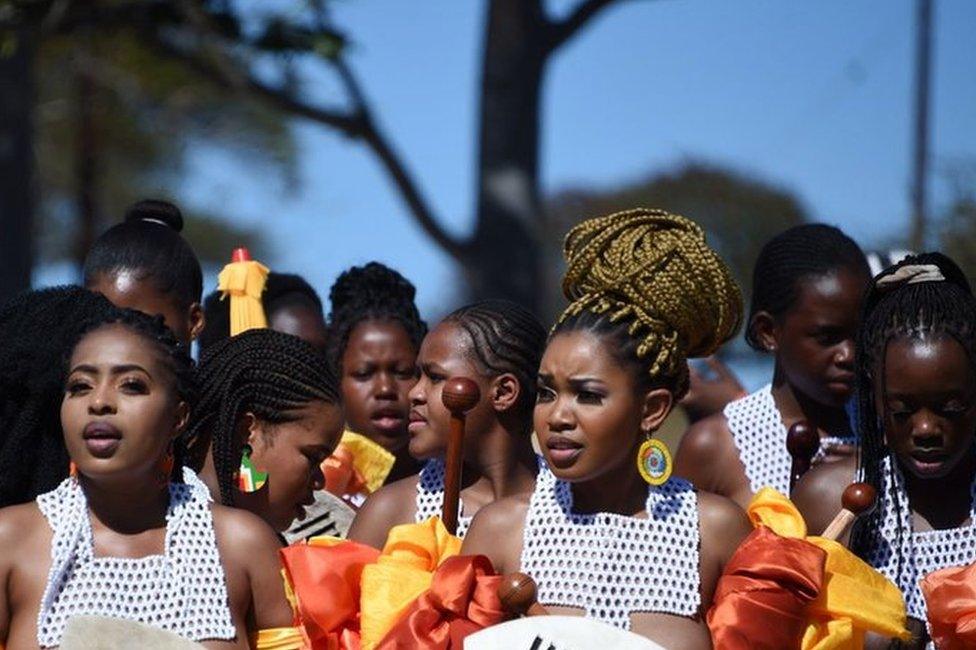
[127,1,976,317]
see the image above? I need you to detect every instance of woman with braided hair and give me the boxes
[0,307,294,648]
[347,299,546,548]
[676,223,871,508]
[186,329,345,532]
[326,262,428,486]
[794,253,976,646]
[462,209,751,648]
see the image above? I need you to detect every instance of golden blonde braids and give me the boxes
[558,208,743,396]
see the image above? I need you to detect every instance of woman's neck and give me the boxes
[79,472,170,534]
[771,368,852,437]
[570,442,648,516]
[198,449,221,502]
[903,448,976,529]
[459,423,538,501]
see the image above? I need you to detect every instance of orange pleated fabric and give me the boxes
[374,554,506,649]
[922,562,976,649]
[707,525,826,649]
[280,537,380,649]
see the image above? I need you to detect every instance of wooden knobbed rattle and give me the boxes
[786,421,820,493]
[821,482,877,541]
[441,377,481,535]
[498,572,549,617]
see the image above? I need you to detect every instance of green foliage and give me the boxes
[543,162,809,319]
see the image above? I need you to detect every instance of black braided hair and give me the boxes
[184,329,340,506]
[67,307,199,483]
[849,253,976,581]
[198,272,325,352]
[326,262,427,373]
[0,287,116,506]
[83,199,203,309]
[443,300,547,420]
[746,223,870,350]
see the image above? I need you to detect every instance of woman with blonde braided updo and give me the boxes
[462,209,752,649]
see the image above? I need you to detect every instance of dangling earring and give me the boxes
[238,444,269,493]
[69,461,78,479]
[156,444,175,487]
[637,433,672,486]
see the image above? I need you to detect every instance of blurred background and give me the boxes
[1,0,974,387]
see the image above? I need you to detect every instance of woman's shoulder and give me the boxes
[792,455,857,536]
[346,473,421,547]
[210,503,283,556]
[0,501,47,544]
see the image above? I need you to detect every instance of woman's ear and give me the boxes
[750,311,779,353]
[188,302,206,342]
[640,388,674,434]
[489,373,521,413]
[173,400,190,438]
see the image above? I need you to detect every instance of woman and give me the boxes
[794,253,976,646]
[0,308,292,648]
[83,199,205,347]
[347,299,545,547]
[462,209,751,649]
[185,329,345,532]
[326,262,428,485]
[676,223,871,507]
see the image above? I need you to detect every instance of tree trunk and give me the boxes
[74,63,99,270]
[465,0,548,313]
[0,32,35,304]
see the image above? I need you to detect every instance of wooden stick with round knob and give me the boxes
[441,377,481,535]
[821,482,877,541]
[498,572,549,617]
[786,421,820,493]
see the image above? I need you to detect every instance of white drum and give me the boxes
[465,616,667,650]
[61,616,207,649]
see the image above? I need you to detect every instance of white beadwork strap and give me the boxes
[520,475,701,630]
[415,458,472,537]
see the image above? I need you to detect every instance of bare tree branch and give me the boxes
[150,32,466,259]
[545,0,623,52]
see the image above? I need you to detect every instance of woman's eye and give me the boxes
[428,373,445,384]
[395,368,418,381]
[577,391,604,405]
[536,387,555,403]
[351,370,372,380]
[120,379,148,394]
[66,381,90,395]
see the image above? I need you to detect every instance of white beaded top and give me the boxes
[724,384,857,495]
[35,468,236,648]
[415,458,472,537]
[865,455,976,622]
[519,475,701,630]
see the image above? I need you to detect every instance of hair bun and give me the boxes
[561,207,742,362]
[329,261,417,314]
[124,199,184,232]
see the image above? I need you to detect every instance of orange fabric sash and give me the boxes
[707,525,825,649]
[922,562,976,649]
[375,555,506,649]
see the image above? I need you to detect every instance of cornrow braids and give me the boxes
[849,253,976,581]
[184,329,340,506]
[0,287,116,506]
[746,223,870,350]
[554,208,742,398]
[326,262,427,373]
[443,300,547,419]
[69,308,199,483]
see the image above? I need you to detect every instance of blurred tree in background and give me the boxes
[1,0,808,312]
[938,160,976,284]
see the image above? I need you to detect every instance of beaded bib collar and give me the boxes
[35,468,235,647]
[520,475,701,630]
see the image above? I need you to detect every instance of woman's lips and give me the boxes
[909,452,948,476]
[83,422,122,457]
[407,410,427,433]
[545,437,584,468]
